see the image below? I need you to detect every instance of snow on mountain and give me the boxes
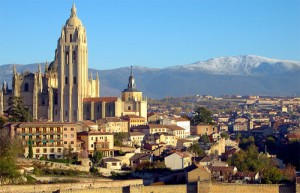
[168,55,300,75]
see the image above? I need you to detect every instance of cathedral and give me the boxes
[0,4,147,122]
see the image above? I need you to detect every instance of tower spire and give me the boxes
[13,64,17,75]
[71,2,77,17]
[38,63,41,73]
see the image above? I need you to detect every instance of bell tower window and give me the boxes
[72,51,76,63]
[24,83,29,92]
[65,77,68,84]
[65,52,69,64]
[70,34,72,42]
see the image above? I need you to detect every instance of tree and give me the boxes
[192,107,213,125]
[91,151,103,166]
[265,136,276,154]
[0,128,22,185]
[188,143,205,157]
[0,116,7,128]
[262,166,282,184]
[114,132,129,147]
[28,140,33,159]
[199,134,210,144]
[63,144,73,163]
[220,132,229,139]
[4,96,32,122]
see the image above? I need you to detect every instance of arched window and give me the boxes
[70,34,72,42]
[72,51,76,63]
[24,83,29,92]
[65,52,69,64]
[128,106,131,111]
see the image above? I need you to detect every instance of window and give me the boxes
[65,51,69,64]
[71,141,74,144]
[70,34,72,42]
[128,106,131,111]
[112,163,117,166]
[42,97,46,105]
[54,93,58,105]
[91,144,93,148]
[72,51,76,63]
[64,134,67,138]
[73,76,77,84]
[43,148,47,153]
[65,76,68,84]
[24,83,29,92]
[65,110,68,117]
[64,128,67,131]
[64,141,67,144]
[36,149,40,153]
[71,128,74,131]
[58,148,61,153]
[97,105,100,113]
[70,134,74,138]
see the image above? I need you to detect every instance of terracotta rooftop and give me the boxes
[166,125,185,131]
[175,152,190,158]
[173,117,190,122]
[148,124,168,129]
[129,132,145,136]
[121,115,146,119]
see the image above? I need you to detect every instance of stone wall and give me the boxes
[0,180,296,193]
[208,183,294,193]
[0,179,143,193]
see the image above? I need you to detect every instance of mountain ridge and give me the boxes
[1,55,299,98]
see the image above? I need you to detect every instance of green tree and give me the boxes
[91,151,103,166]
[188,143,205,157]
[4,96,32,122]
[28,140,33,158]
[262,166,282,184]
[114,132,129,147]
[199,134,210,144]
[63,144,73,164]
[192,107,213,125]
[0,116,7,128]
[220,132,229,139]
[0,128,22,184]
[265,136,276,154]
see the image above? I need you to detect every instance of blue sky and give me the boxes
[0,0,299,70]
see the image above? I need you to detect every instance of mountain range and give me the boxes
[1,55,299,98]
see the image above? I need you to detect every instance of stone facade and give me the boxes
[0,4,147,122]
[9,122,80,159]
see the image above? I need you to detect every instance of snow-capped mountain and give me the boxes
[168,55,300,75]
[1,55,299,98]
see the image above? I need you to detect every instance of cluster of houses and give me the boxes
[3,95,300,185]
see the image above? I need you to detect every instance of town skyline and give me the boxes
[0,0,299,70]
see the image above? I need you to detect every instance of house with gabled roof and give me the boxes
[165,152,192,170]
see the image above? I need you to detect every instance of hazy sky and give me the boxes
[0,0,299,70]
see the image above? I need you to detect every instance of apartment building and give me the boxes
[97,117,128,133]
[11,122,79,159]
[78,131,114,157]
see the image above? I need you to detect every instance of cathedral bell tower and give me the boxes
[57,3,88,122]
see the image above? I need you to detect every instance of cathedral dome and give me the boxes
[65,3,82,27]
[48,60,58,71]
[66,16,82,27]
